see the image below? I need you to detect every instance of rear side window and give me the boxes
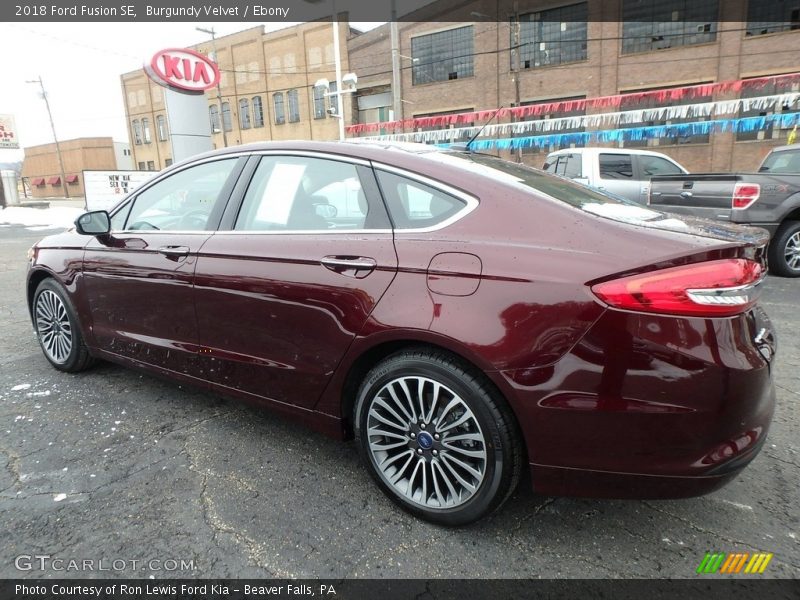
[376,170,467,229]
[599,154,633,179]
[639,155,683,176]
[555,154,582,178]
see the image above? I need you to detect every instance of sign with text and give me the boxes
[83,170,155,211]
[0,114,19,149]
[147,48,219,92]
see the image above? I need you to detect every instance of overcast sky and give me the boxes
[0,22,382,163]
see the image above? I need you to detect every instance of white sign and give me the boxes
[0,114,19,149]
[83,170,155,211]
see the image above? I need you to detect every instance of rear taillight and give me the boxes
[591,259,764,317]
[732,183,760,209]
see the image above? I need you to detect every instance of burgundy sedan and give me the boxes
[27,141,776,525]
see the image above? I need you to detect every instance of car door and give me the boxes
[635,154,686,204]
[192,152,397,409]
[82,156,245,377]
[596,153,640,202]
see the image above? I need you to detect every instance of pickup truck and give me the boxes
[543,147,688,204]
[648,144,800,277]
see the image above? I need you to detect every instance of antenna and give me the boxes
[465,106,503,151]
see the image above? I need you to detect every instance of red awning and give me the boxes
[66,174,79,183]
[47,176,61,185]
[31,177,45,186]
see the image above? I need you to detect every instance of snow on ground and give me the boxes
[0,206,83,230]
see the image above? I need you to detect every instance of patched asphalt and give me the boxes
[0,225,798,579]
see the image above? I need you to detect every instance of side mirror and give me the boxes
[75,210,111,236]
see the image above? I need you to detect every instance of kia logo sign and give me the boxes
[147,48,220,93]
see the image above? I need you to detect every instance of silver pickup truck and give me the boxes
[648,144,800,277]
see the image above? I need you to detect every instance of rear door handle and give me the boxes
[158,246,190,259]
[321,256,377,276]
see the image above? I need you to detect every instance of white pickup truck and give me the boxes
[543,148,688,204]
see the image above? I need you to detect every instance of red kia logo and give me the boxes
[148,48,220,92]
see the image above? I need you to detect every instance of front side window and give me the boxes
[235,156,368,231]
[288,89,300,123]
[759,149,800,173]
[274,92,285,125]
[376,170,467,229]
[239,98,251,129]
[621,0,718,54]
[599,154,634,179]
[518,3,588,68]
[411,25,474,85]
[252,96,264,127]
[124,159,238,231]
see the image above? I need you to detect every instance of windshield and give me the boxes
[759,148,800,174]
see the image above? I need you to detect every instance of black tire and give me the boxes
[768,220,800,277]
[354,348,523,526]
[32,278,95,373]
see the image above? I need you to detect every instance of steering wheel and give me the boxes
[178,210,209,231]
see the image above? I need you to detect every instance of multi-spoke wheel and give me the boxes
[32,279,94,372]
[769,221,800,278]
[355,349,522,526]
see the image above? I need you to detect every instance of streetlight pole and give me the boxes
[27,76,69,198]
[196,26,229,148]
[331,0,345,141]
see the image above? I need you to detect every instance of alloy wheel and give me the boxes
[35,289,73,364]
[366,375,487,510]
[785,231,800,271]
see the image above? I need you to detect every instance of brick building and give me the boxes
[350,0,800,173]
[121,22,356,172]
[21,137,131,199]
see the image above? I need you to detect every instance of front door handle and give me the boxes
[158,246,190,259]
[321,256,377,277]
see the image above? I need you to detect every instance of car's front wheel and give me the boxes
[354,349,522,526]
[769,220,800,277]
[33,278,94,372]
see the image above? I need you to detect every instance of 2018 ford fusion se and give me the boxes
[26,141,776,525]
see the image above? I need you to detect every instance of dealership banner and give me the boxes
[83,170,156,211]
[0,114,20,150]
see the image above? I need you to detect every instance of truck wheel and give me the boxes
[769,221,800,277]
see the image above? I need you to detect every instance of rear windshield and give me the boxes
[759,148,800,174]
[433,151,624,208]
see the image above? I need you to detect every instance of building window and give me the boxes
[147,161,155,171]
[737,76,800,141]
[138,161,146,170]
[239,98,251,129]
[621,0,718,55]
[209,105,220,132]
[518,96,586,154]
[517,3,588,69]
[142,118,152,144]
[132,120,142,145]
[252,96,264,127]
[619,84,711,147]
[747,1,800,36]
[165,158,173,167]
[221,102,232,132]
[288,89,300,123]
[411,25,474,85]
[274,92,285,124]
[313,85,326,119]
[156,115,168,141]
[327,81,338,116]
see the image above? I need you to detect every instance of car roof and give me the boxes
[545,147,675,158]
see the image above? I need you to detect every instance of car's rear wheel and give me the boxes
[354,349,522,526]
[768,220,800,277]
[33,279,94,372]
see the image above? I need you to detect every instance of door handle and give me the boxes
[321,256,377,275]
[158,246,190,258]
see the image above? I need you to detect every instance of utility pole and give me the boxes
[27,76,69,198]
[331,0,346,141]
[390,0,402,128]
[510,12,522,163]
[196,26,229,148]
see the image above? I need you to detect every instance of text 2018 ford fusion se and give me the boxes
[26,141,776,525]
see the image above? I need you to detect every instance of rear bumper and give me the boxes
[497,307,776,499]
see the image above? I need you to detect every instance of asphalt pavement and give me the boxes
[0,224,798,579]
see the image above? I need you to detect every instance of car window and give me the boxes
[599,154,634,179]
[124,159,238,231]
[556,154,582,178]
[759,149,800,173]
[543,156,558,173]
[639,155,683,176]
[235,156,368,231]
[375,170,467,229]
[110,201,132,231]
